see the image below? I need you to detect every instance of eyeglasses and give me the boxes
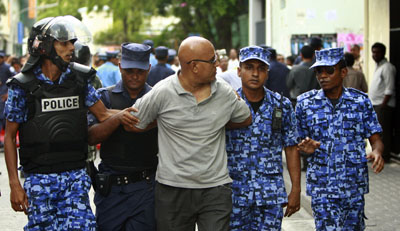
[186,55,218,65]
[315,66,336,75]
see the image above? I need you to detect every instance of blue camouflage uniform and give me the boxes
[97,61,121,87]
[295,88,382,231]
[5,66,100,230]
[226,87,299,231]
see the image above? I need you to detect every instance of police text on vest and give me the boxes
[41,96,80,112]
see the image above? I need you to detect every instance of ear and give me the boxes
[340,67,348,79]
[192,63,199,74]
[237,66,242,78]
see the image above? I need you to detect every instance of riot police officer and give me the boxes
[4,15,136,230]
[87,43,158,230]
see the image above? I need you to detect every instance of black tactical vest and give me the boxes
[99,86,158,172]
[7,71,88,173]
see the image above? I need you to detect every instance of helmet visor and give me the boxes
[44,15,92,44]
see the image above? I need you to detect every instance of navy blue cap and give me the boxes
[168,49,176,57]
[0,51,5,57]
[239,45,270,65]
[106,50,120,58]
[155,46,168,59]
[121,42,151,70]
[310,47,344,69]
[143,39,154,48]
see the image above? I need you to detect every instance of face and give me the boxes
[219,58,228,72]
[277,54,285,63]
[53,40,75,63]
[238,59,269,91]
[350,46,360,58]
[372,47,384,63]
[188,46,218,84]
[229,49,237,59]
[119,64,150,92]
[315,64,347,92]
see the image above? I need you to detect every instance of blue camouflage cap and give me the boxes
[239,45,270,65]
[121,42,151,70]
[310,47,344,69]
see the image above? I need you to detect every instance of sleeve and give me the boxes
[4,84,28,123]
[131,87,160,129]
[87,88,109,126]
[382,64,396,95]
[295,100,309,140]
[229,89,250,123]
[282,98,299,147]
[359,72,368,93]
[286,70,294,89]
[85,83,101,107]
[362,97,382,138]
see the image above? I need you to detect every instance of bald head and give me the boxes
[178,36,215,69]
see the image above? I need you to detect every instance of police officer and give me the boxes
[4,16,135,230]
[97,50,121,87]
[143,39,158,67]
[146,46,175,87]
[87,43,158,231]
[296,47,384,230]
[226,46,301,231]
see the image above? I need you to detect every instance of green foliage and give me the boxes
[37,0,85,20]
[154,0,248,50]
[0,2,6,16]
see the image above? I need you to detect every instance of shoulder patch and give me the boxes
[297,89,318,102]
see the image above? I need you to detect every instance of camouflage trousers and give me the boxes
[23,168,96,231]
[230,203,283,231]
[311,195,365,231]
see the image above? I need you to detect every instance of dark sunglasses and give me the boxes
[315,66,336,75]
[186,55,217,65]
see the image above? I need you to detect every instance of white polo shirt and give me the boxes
[369,58,396,107]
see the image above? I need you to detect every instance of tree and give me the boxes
[154,0,248,51]
[37,0,85,20]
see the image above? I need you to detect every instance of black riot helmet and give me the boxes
[22,15,92,73]
[73,41,92,66]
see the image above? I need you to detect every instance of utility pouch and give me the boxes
[272,93,284,132]
[86,161,98,190]
[95,173,112,197]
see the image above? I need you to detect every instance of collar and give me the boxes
[314,87,352,101]
[33,65,71,84]
[377,58,388,67]
[238,86,271,104]
[173,71,217,96]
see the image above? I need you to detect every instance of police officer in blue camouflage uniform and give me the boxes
[97,50,122,87]
[296,47,385,230]
[226,45,301,231]
[87,43,158,231]
[3,15,131,230]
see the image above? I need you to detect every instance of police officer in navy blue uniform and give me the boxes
[146,46,175,87]
[88,42,158,231]
[3,15,130,230]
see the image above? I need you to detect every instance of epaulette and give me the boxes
[346,87,368,97]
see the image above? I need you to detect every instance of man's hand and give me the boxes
[367,150,384,173]
[10,184,29,214]
[118,107,139,129]
[283,188,301,217]
[297,137,320,154]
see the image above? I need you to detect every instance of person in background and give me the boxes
[277,54,285,64]
[264,48,290,98]
[294,37,323,65]
[226,45,301,231]
[97,50,121,87]
[143,39,158,67]
[228,48,240,71]
[370,42,396,163]
[351,44,363,72]
[286,55,296,69]
[343,52,368,93]
[0,51,14,147]
[296,47,384,230]
[146,46,175,87]
[166,48,176,69]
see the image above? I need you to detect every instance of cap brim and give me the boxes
[310,59,341,69]
[240,57,270,66]
[120,59,150,70]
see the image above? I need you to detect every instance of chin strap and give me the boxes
[47,45,70,72]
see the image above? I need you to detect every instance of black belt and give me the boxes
[109,169,155,185]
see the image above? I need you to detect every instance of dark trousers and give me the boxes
[374,105,395,161]
[155,182,232,231]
